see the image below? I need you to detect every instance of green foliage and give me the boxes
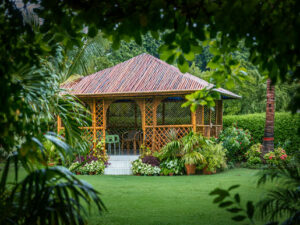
[264,148,289,166]
[223,113,300,154]
[256,162,300,223]
[218,125,252,163]
[202,143,227,172]
[182,151,205,165]
[131,159,161,175]
[160,159,184,175]
[210,185,255,224]
[0,157,105,225]
[245,144,263,168]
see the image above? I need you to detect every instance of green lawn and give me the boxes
[83,169,268,225]
[3,167,269,225]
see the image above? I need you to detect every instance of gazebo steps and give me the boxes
[104,155,139,175]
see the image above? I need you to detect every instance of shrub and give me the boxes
[142,156,160,167]
[245,143,263,168]
[160,158,184,175]
[85,161,105,175]
[223,112,300,154]
[264,147,289,166]
[131,159,160,175]
[201,143,227,172]
[218,125,252,162]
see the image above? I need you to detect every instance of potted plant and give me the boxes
[202,143,227,175]
[180,132,206,175]
[182,151,205,175]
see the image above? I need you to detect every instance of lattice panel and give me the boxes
[211,108,216,125]
[154,127,192,150]
[144,128,153,148]
[96,99,104,127]
[82,128,94,150]
[204,106,210,125]
[96,129,104,140]
[107,101,141,128]
[81,99,93,127]
[145,98,153,126]
[156,99,191,125]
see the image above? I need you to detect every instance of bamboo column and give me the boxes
[191,110,196,133]
[92,99,96,149]
[57,115,61,134]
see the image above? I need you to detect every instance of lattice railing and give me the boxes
[81,128,94,150]
[153,126,192,150]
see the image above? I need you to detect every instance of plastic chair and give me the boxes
[112,135,121,155]
[105,135,115,155]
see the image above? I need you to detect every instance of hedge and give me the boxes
[223,112,300,154]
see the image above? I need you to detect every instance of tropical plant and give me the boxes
[0,157,105,225]
[158,129,182,160]
[209,159,300,224]
[218,125,252,163]
[256,163,300,223]
[181,132,208,154]
[182,151,205,165]
[201,143,227,172]
[245,143,263,168]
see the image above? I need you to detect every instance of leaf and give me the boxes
[228,185,240,191]
[219,201,233,208]
[227,207,242,213]
[184,51,195,61]
[234,193,240,203]
[231,215,246,221]
[177,54,189,73]
[246,201,254,219]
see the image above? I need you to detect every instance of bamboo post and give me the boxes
[93,98,96,149]
[191,110,196,133]
[57,115,61,134]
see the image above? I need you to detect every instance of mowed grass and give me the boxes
[3,167,269,225]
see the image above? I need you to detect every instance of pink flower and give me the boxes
[269,156,273,159]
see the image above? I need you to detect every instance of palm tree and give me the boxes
[262,79,276,155]
[256,161,300,224]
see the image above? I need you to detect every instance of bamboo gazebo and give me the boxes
[59,53,240,155]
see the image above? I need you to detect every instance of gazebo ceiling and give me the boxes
[61,53,240,99]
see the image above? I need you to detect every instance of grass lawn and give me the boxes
[3,167,270,225]
[83,169,268,225]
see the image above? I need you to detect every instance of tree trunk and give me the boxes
[262,79,275,155]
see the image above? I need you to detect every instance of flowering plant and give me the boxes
[131,159,160,175]
[264,147,288,166]
[218,124,252,162]
[160,158,184,175]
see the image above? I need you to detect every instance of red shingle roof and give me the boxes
[61,53,240,98]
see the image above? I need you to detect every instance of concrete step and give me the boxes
[104,155,139,175]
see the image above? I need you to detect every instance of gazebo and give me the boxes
[58,53,240,155]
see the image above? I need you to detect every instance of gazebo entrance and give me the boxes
[106,100,142,155]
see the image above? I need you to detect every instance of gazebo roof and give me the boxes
[61,53,240,99]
